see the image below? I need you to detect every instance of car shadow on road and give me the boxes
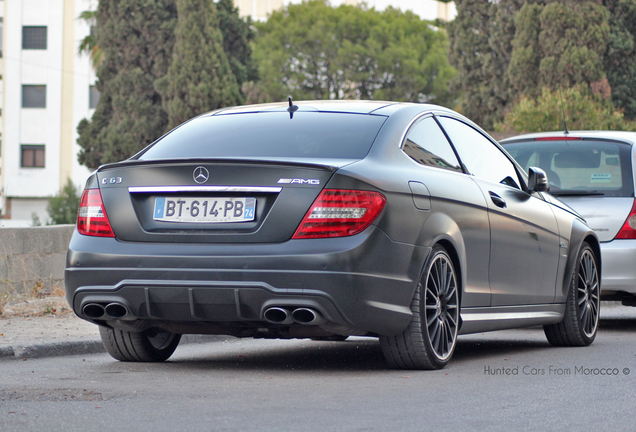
[170,338,389,372]
[162,331,556,372]
[598,317,636,332]
[102,317,633,373]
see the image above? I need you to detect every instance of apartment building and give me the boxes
[1,0,96,227]
[0,0,455,227]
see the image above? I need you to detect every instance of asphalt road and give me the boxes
[2,309,636,432]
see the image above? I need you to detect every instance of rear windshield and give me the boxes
[503,139,634,197]
[137,112,387,161]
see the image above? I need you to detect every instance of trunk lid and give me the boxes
[97,160,345,243]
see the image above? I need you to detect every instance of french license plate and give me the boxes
[153,197,256,223]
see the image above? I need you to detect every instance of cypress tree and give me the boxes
[156,0,242,130]
[448,0,511,128]
[509,2,609,92]
[77,0,178,169]
[451,0,612,128]
[216,0,258,89]
[603,0,636,119]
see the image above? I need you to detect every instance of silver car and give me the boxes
[501,131,636,304]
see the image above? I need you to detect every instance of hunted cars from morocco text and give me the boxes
[484,365,630,376]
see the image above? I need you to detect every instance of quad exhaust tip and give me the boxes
[291,308,326,325]
[104,303,128,319]
[263,307,294,325]
[83,303,105,319]
[263,307,326,325]
[82,302,130,320]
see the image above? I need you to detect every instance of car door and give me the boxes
[400,115,491,308]
[437,116,561,306]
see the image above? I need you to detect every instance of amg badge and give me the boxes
[278,178,320,185]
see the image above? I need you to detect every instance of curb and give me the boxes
[0,339,105,360]
[0,334,233,360]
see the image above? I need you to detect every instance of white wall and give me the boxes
[71,0,96,192]
[8,197,47,222]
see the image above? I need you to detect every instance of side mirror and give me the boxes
[528,167,549,193]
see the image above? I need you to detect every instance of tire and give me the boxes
[544,243,600,347]
[380,244,460,370]
[99,326,182,362]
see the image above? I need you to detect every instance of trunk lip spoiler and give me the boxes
[97,158,355,172]
[128,186,283,194]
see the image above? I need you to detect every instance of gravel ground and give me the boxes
[0,296,103,359]
[0,314,99,346]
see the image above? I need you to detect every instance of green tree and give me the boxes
[156,0,242,129]
[216,0,258,88]
[604,0,636,119]
[47,178,81,225]
[252,0,455,104]
[495,85,636,133]
[508,2,610,93]
[448,0,523,128]
[450,0,619,128]
[507,2,542,98]
[76,0,178,169]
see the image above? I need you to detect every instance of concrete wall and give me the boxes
[0,225,74,294]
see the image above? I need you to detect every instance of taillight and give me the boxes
[292,189,386,239]
[615,200,636,239]
[77,189,115,237]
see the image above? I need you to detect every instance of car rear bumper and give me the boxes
[600,239,636,294]
[65,226,427,336]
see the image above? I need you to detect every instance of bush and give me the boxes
[47,178,81,225]
[495,85,636,133]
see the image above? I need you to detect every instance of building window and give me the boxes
[22,85,47,108]
[22,26,48,50]
[89,85,100,109]
[21,145,46,168]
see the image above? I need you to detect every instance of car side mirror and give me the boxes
[527,167,549,193]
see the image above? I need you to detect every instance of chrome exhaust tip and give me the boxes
[263,307,293,325]
[82,303,105,319]
[292,308,326,325]
[104,303,129,319]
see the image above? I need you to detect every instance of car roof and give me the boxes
[500,130,636,146]
[207,100,457,116]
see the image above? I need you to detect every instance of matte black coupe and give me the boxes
[66,101,600,369]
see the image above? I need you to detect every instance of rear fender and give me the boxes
[416,212,466,301]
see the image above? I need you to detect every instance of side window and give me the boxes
[437,117,520,187]
[402,116,462,173]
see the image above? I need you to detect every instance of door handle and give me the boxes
[489,191,507,208]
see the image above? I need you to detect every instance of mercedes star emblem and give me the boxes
[193,166,209,184]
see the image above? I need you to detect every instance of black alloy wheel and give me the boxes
[380,244,460,370]
[545,243,600,346]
